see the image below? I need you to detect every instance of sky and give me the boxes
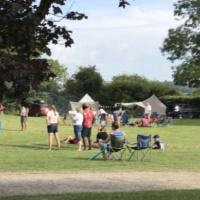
[47,0,179,82]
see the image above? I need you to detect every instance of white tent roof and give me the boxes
[69,94,99,112]
[79,93,94,103]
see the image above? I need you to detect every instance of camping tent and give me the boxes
[69,94,99,113]
[121,95,167,116]
[142,94,167,115]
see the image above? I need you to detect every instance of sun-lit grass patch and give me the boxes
[0,115,200,172]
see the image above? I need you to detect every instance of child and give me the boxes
[152,135,165,149]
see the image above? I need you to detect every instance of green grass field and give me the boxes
[1,190,200,200]
[0,114,200,173]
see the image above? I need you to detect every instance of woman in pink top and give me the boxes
[46,104,60,151]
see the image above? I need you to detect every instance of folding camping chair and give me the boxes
[88,134,126,161]
[156,116,173,126]
[156,115,166,126]
[126,134,152,162]
[106,134,126,161]
[121,114,130,126]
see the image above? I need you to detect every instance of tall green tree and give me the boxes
[161,0,200,87]
[66,66,104,101]
[99,75,181,106]
[149,81,180,97]
[102,74,150,104]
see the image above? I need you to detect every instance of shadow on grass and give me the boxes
[0,144,47,150]
[3,129,22,132]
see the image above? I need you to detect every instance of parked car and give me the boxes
[168,104,200,118]
[28,103,49,116]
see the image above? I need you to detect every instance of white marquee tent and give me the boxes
[69,94,99,113]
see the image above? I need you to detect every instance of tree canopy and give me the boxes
[66,66,104,101]
[161,0,200,87]
[0,0,131,99]
[64,69,180,107]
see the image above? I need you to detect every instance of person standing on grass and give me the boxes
[46,104,60,151]
[72,107,83,151]
[0,104,5,116]
[20,102,29,131]
[98,106,107,126]
[62,109,69,125]
[145,102,152,120]
[82,103,95,151]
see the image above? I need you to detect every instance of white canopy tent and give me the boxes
[69,94,99,114]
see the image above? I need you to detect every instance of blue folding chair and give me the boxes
[126,134,152,162]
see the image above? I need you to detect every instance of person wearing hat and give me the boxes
[152,135,165,149]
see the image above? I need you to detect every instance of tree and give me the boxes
[102,74,151,104]
[26,59,68,109]
[149,81,180,97]
[47,59,67,83]
[66,66,104,101]
[0,0,130,99]
[99,75,181,106]
[161,0,200,87]
[0,0,87,99]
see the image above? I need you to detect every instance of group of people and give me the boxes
[19,100,164,153]
[46,102,165,152]
[46,103,95,151]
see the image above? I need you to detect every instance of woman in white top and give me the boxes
[46,104,60,151]
[72,107,83,151]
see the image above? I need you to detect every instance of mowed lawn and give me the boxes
[1,190,200,200]
[0,114,200,172]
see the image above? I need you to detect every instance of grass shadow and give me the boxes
[2,129,22,131]
[0,143,47,150]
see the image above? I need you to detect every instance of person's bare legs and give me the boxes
[63,119,66,125]
[21,122,24,131]
[91,142,99,148]
[60,136,73,143]
[88,137,92,150]
[24,122,28,131]
[54,132,60,151]
[82,137,87,150]
[99,143,108,160]
[48,133,53,151]
[77,141,82,151]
